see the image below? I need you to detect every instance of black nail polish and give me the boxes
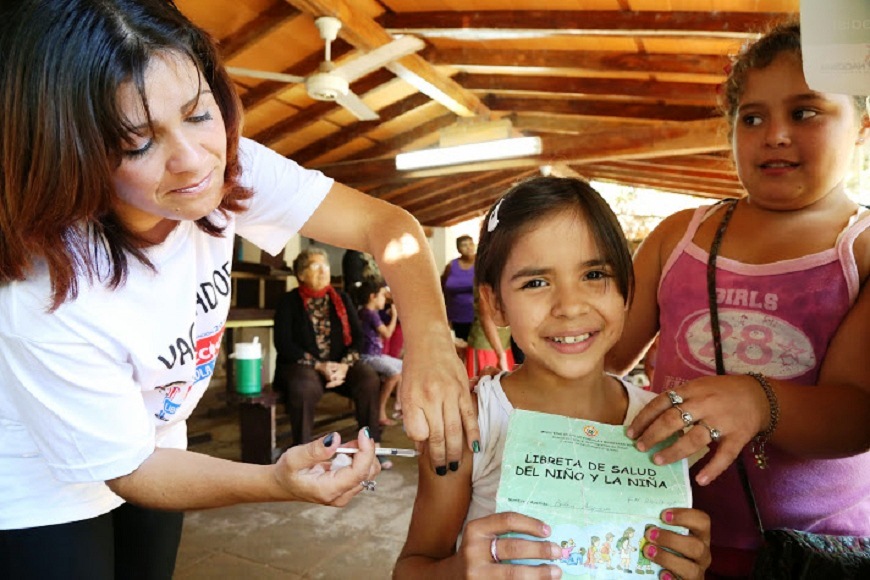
[449,461,459,472]
[322,432,335,447]
[435,465,447,476]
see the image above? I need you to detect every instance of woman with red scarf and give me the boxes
[273,247,381,448]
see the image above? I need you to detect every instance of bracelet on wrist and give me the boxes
[746,372,779,469]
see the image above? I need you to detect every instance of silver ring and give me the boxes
[490,536,500,563]
[360,480,377,492]
[667,390,684,406]
[700,421,722,442]
[674,405,693,426]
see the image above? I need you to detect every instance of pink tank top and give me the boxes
[653,203,870,551]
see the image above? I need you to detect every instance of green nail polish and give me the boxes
[363,426,371,439]
[472,440,480,453]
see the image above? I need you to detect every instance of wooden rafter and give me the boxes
[457,74,720,107]
[284,0,490,117]
[380,11,787,36]
[484,96,717,121]
[290,93,444,164]
[219,4,301,60]
[426,48,731,77]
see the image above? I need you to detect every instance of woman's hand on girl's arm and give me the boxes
[627,374,769,485]
[629,282,870,485]
[299,182,479,472]
[643,508,711,580]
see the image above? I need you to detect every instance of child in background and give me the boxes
[608,19,870,578]
[356,279,403,431]
[394,177,711,580]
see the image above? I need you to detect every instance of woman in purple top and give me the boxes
[441,235,476,341]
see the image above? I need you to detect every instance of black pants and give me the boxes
[0,502,184,580]
[274,361,381,445]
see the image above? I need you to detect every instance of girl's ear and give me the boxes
[480,284,508,327]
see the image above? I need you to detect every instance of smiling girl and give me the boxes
[395,177,712,580]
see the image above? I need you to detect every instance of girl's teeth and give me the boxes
[552,334,591,344]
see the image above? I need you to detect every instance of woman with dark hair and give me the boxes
[441,234,477,341]
[0,1,476,577]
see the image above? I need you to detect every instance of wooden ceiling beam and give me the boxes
[284,0,489,117]
[511,113,663,135]
[219,4,301,60]
[380,11,787,36]
[414,173,526,225]
[428,48,730,76]
[399,171,511,212]
[486,95,717,121]
[315,118,729,186]
[456,73,719,107]
[577,168,742,198]
[249,69,394,146]
[627,153,736,174]
[368,177,440,202]
[346,114,456,161]
[292,93,443,164]
[601,159,738,181]
[417,171,538,226]
[586,177,736,199]
[590,161,741,188]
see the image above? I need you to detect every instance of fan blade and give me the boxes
[335,90,379,121]
[333,35,425,84]
[226,67,306,84]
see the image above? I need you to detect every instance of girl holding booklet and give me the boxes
[394,177,711,579]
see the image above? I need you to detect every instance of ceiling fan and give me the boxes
[227,16,425,121]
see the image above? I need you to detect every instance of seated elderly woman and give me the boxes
[273,247,383,454]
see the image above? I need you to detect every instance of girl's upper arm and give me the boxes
[819,280,870,392]
[398,441,474,563]
[607,210,693,375]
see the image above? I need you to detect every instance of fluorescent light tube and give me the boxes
[395,136,542,171]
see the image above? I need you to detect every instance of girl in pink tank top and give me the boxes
[608,19,870,577]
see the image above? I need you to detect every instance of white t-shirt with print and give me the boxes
[0,138,333,529]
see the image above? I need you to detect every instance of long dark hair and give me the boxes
[475,176,634,305]
[0,0,252,309]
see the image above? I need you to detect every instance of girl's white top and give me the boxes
[465,373,656,529]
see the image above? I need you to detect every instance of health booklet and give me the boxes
[495,409,692,579]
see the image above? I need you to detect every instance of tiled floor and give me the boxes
[176,389,418,579]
